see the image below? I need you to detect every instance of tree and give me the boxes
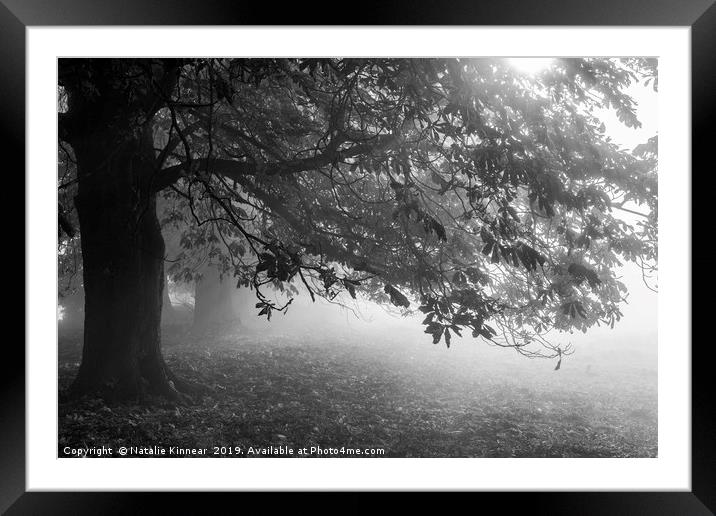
[158,184,245,331]
[58,57,657,400]
[191,265,240,331]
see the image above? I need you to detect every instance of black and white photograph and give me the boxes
[55,56,660,460]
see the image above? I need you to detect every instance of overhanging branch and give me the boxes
[152,134,397,193]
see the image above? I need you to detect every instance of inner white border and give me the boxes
[27,27,691,491]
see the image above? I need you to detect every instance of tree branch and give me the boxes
[58,203,75,238]
[613,205,650,219]
[152,134,397,193]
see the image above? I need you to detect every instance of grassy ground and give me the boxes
[58,321,657,458]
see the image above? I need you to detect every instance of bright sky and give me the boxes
[318,69,660,352]
[511,59,659,347]
[574,65,659,346]
[600,80,658,152]
[276,64,660,352]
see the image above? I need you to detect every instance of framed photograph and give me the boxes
[6,0,713,512]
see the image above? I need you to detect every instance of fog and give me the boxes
[58,58,658,458]
[192,74,659,375]
[59,66,659,385]
[226,257,656,375]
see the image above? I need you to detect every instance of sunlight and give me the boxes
[54,57,660,466]
[507,57,554,75]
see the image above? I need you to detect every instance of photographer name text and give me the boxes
[61,445,385,457]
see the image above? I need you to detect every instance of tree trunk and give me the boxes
[192,266,240,332]
[58,59,197,401]
[69,136,184,401]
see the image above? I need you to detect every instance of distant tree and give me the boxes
[158,187,247,331]
[58,58,657,400]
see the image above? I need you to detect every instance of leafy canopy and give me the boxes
[59,58,658,358]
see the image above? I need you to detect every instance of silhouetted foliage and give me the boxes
[58,58,657,398]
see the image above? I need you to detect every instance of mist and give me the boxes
[58,57,658,459]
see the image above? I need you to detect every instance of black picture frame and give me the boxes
[4,1,712,512]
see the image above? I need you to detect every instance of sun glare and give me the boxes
[507,58,555,75]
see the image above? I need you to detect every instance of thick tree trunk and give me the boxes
[192,266,241,332]
[69,136,185,401]
[59,59,198,401]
